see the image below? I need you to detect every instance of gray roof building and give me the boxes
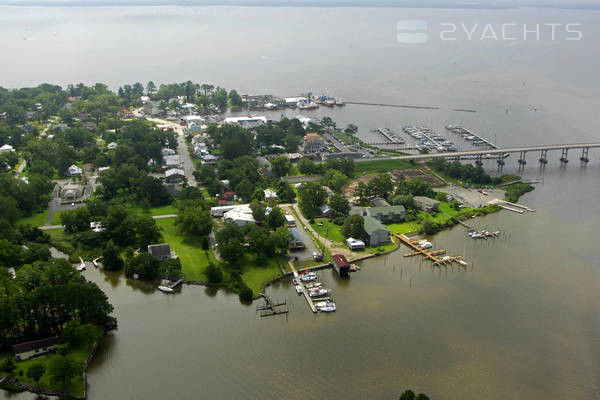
[363,215,391,247]
[414,196,440,212]
[148,243,172,261]
[365,205,406,224]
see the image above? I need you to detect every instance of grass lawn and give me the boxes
[17,210,49,227]
[387,221,422,235]
[155,218,216,281]
[132,204,178,216]
[310,218,345,243]
[50,210,68,225]
[355,159,414,175]
[240,256,285,296]
[0,327,103,398]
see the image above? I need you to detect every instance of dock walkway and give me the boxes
[395,234,466,266]
[289,261,317,313]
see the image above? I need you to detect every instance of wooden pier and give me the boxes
[168,279,184,289]
[289,261,317,313]
[257,294,288,317]
[395,234,467,266]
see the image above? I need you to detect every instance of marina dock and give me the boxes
[257,294,288,317]
[395,234,467,266]
[288,261,317,313]
[376,128,404,144]
[489,199,535,213]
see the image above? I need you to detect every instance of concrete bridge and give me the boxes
[355,142,600,166]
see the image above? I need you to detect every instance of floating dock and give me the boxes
[395,234,467,266]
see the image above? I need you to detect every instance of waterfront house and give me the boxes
[345,237,365,251]
[302,133,326,153]
[332,254,350,277]
[223,116,267,130]
[67,164,82,177]
[148,243,173,261]
[12,337,58,361]
[365,205,406,224]
[414,196,440,212]
[363,215,392,247]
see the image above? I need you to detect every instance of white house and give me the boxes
[223,116,267,130]
[164,155,181,167]
[0,144,15,153]
[224,204,255,226]
[264,188,278,200]
[345,237,366,251]
[107,141,118,150]
[67,164,82,177]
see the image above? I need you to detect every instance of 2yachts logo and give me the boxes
[397,21,583,43]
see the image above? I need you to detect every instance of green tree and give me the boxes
[265,207,286,230]
[228,89,243,107]
[48,355,79,386]
[215,223,245,267]
[391,194,417,210]
[26,363,46,383]
[297,158,319,175]
[298,182,328,219]
[329,193,350,217]
[102,239,124,271]
[323,169,349,193]
[0,356,16,375]
[344,124,358,135]
[125,252,160,280]
[367,174,395,199]
[205,262,223,283]
[175,207,213,237]
[341,214,365,240]
[270,156,291,178]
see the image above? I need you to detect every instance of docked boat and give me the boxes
[295,285,303,294]
[305,282,323,289]
[419,241,433,249]
[298,101,318,110]
[300,273,317,282]
[292,278,298,285]
[323,99,336,107]
[76,258,86,271]
[455,256,468,266]
[335,99,344,106]
[308,288,330,297]
[318,303,336,312]
[158,285,174,293]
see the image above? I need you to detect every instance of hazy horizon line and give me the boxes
[1,1,600,11]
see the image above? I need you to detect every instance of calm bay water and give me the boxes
[1,5,599,400]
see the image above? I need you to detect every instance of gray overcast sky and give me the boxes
[1,0,600,9]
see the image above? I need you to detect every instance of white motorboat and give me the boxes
[419,241,433,249]
[292,278,298,285]
[295,285,303,294]
[76,257,86,271]
[158,285,174,294]
[300,273,317,282]
[309,288,330,297]
[314,300,335,308]
[305,282,323,289]
[319,304,336,312]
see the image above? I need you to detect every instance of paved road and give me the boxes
[149,118,197,187]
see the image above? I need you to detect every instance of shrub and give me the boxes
[205,262,223,283]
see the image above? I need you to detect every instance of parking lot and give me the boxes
[435,186,505,208]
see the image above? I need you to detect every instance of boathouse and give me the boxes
[332,254,350,278]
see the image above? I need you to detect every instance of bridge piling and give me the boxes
[539,149,548,164]
[560,148,569,164]
[580,147,589,164]
[475,154,483,166]
[518,151,527,165]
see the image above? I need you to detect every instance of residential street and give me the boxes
[149,118,197,187]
